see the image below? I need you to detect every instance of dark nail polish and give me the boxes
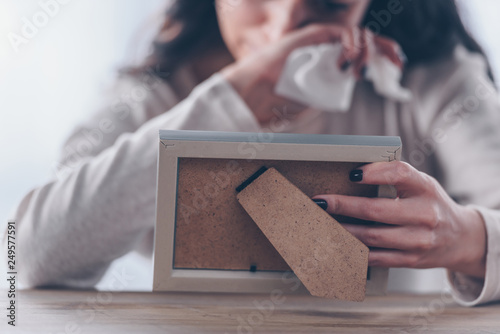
[313,199,328,211]
[360,66,368,79]
[349,169,363,182]
[340,60,351,71]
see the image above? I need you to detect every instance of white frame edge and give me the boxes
[153,132,401,295]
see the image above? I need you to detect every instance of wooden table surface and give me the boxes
[2,289,500,333]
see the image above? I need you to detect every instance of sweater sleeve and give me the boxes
[447,206,500,306]
[426,49,500,306]
[4,73,260,288]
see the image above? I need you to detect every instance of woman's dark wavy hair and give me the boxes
[142,0,494,80]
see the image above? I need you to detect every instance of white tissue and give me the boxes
[275,43,412,112]
[365,55,412,102]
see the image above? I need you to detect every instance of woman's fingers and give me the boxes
[350,161,431,197]
[353,29,371,79]
[342,224,405,249]
[336,28,403,77]
[285,25,376,78]
[249,24,357,82]
[278,24,349,58]
[312,161,442,225]
[373,34,405,68]
[367,249,422,268]
[266,24,405,82]
[313,194,427,226]
[342,223,433,253]
[336,27,369,78]
[336,27,359,71]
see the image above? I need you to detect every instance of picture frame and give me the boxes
[153,130,402,296]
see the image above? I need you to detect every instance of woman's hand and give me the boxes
[312,161,487,279]
[221,25,404,125]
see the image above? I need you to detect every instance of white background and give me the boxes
[1,0,499,292]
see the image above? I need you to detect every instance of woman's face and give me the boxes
[216,0,371,60]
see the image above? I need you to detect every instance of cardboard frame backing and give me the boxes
[153,130,402,295]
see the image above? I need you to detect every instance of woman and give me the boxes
[7,0,500,306]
